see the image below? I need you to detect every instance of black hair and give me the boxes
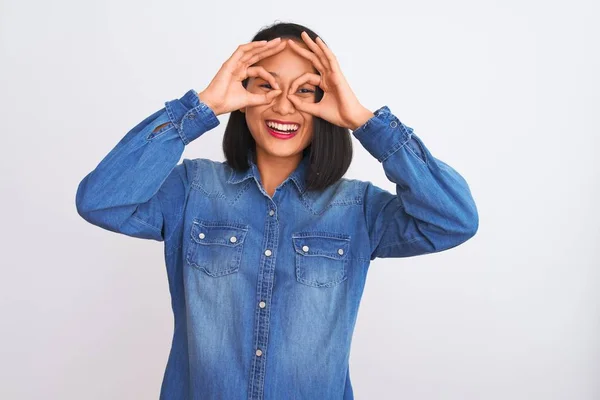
[222,21,353,192]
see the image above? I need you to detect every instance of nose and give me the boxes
[271,87,295,115]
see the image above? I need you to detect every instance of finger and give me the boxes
[288,72,321,95]
[300,31,331,71]
[246,65,280,90]
[246,89,282,106]
[286,39,326,74]
[239,37,284,64]
[229,38,280,65]
[314,36,341,73]
[241,39,287,65]
[287,94,322,118]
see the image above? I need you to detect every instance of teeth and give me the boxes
[266,121,299,132]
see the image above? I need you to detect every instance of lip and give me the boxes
[265,119,300,125]
[264,120,300,140]
[265,119,300,140]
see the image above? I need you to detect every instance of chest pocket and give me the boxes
[186,219,248,277]
[292,232,350,288]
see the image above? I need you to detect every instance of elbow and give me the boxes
[75,180,86,216]
[411,202,479,255]
[75,177,95,223]
[455,203,479,245]
[75,184,113,232]
[76,200,92,224]
[466,200,479,237]
[468,209,479,238]
[440,201,479,251]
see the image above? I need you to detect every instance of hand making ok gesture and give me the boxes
[198,38,287,116]
[285,32,374,131]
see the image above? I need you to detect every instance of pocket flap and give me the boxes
[292,232,350,259]
[190,219,248,246]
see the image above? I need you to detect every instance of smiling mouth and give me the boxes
[264,120,300,134]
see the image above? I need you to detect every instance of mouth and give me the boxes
[265,119,301,140]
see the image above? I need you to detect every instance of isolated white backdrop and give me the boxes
[1,0,598,399]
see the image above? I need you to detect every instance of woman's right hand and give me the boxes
[197,38,287,116]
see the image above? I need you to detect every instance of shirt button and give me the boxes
[338,248,344,255]
[269,209,275,216]
[302,245,309,252]
[259,301,266,308]
[390,120,398,128]
[230,236,237,243]
[198,232,205,239]
[256,349,263,356]
[265,249,272,256]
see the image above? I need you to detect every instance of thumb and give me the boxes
[287,94,320,117]
[247,90,282,106]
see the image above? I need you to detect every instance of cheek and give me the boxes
[302,122,314,142]
[303,117,314,133]
[245,109,262,129]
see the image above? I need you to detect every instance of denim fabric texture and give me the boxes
[75,88,479,400]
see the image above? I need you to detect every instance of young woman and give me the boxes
[76,22,478,400]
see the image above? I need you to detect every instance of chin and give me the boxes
[266,147,299,158]
[255,142,301,158]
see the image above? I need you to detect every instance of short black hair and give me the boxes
[222,21,353,193]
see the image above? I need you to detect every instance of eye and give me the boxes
[259,83,314,94]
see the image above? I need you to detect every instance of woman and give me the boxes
[76,22,478,400]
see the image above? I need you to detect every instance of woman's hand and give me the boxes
[197,38,287,116]
[285,32,374,130]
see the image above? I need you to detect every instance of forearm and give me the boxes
[75,89,220,240]
[355,105,478,258]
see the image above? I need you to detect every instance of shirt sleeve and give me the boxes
[352,105,479,260]
[75,89,220,250]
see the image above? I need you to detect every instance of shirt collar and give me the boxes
[227,148,310,195]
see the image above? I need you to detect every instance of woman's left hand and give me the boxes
[285,32,374,131]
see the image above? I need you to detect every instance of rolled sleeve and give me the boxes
[352,106,415,163]
[165,89,220,145]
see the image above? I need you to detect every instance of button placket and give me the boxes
[249,205,278,396]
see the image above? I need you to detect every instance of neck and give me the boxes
[254,148,303,196]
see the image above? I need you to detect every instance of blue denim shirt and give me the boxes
[75,89,478,400]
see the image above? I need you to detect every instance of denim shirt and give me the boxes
[75,89,478,400]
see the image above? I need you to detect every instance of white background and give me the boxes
[1,0,598,399]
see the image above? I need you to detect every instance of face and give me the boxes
[241,39,318,161]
